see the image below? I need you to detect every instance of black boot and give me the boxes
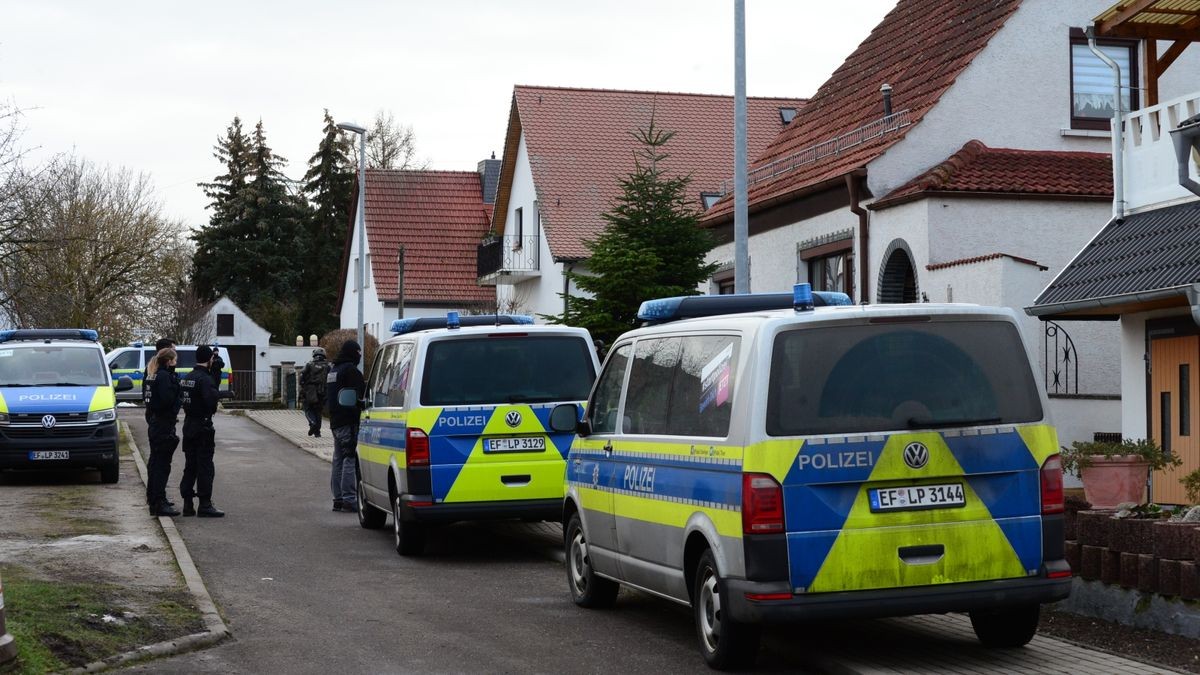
[149,500,180,517]
[197,501,225,518]
[332,499,344,512]
[181,499,195,517]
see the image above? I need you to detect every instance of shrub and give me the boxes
[1060,438,1183,475]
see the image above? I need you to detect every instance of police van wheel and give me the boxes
[100,458,119,484]
[565,513,618,609]
[391,495,425,556]
[694,549,759,670]
[969,604,1040,648]
[357,474,386,530]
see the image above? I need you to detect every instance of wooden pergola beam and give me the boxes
[1102,24,1200,41]
[1097,0,1160,35]
[1158,39,1191,72]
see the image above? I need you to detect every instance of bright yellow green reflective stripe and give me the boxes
[612,492,742,539]
[88,386,115,411]
[0,390,7,414]
[444,458,566,502]
[1018,424,1060,466]
[743,438,803,484]
[573,437,743,461]
[358,444,398,468]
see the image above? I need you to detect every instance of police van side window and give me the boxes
[588,344,631,434]
[371,344,397,408]
[624,338,682,435]
[669,335,739,438]
[110,351,140,371]
[387,343,414,408]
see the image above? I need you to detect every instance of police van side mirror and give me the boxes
[115,376,134,392]
[337,389,358,408]
[549,403,580,433]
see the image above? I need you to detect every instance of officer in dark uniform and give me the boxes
[143,337,176,508]
[179,345,224,517]
[145,347,181,517]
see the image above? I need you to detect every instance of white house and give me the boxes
[336,162,500,344]
[700,0,1200,453]
[1030,4,1200,504]
[484,85,807,319]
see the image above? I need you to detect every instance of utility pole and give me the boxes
[397,246,405,320]
[733,0,749,294]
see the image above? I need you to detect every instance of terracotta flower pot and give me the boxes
[1078,454,1150,508]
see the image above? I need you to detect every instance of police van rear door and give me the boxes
[765,315,1055,594]
[417,330,597,504]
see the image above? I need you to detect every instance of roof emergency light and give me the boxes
[0,329,100,343]
[446,312,460,329]
[793,283,814,312]
[389,314,534,335]
[636,289,851,325]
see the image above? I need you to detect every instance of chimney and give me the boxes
[880,83,893,117]
[478,152,501,205]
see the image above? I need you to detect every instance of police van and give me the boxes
[106,343,232,403]
[0,329,133,483]
[548,285,1069,669]
[355,313,600,555]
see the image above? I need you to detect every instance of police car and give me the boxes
[354,313,599,555]
[548,285,1070,669]
[107,343,232,403]
[0,329,133,483]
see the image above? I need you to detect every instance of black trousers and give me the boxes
[146,416,179,506]
[180,416,216,502]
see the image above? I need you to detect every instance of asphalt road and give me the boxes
[119,410,825,674]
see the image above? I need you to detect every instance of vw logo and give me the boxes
[903,442,929,469]
[41,415,57,429]
[504,411,522,428]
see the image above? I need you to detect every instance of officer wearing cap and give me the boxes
[179,345,224,517]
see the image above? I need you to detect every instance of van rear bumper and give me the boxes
[725,561,1072,624]
[398,495,561,524]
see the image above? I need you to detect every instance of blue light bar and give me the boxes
[447,311,460,329]
[636,291,853,325]
[0,328,100,343]
[389,314,535,335]
[793,283,814,311]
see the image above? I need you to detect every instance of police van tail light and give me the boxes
[1040,454,1064,515]
[742,473,784,534]
[406,428,430,467]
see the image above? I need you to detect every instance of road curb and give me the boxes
[71,422,232,672]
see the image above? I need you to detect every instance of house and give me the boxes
[1029,4,1200,504]
[336,160,500,344]
[482,85,806,318]
[193,296,319,399]
[698,0,1200,452]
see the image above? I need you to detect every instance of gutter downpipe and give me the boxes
[563,262,572,318]
[1087,26,1125,222]
[847,174,869,304]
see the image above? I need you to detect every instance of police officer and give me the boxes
[143,337,176,508]
[179,345,224,517]
[145,347,181,517]
[300,347,330,437]
[327,340,365,512]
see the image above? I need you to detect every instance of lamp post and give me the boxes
[337,121,367,364]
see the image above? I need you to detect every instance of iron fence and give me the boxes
[1044,321,1078,395]
[477,235,540,278]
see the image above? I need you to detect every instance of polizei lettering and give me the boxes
[797,450,875,470]
[438,414,487,428]
[17,394,78,401]
[623,465,656,493]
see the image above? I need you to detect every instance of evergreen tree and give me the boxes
[551,118,717,344]
[300,110,355,335]
[192,116,252,300]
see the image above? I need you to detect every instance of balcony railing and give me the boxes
[1123,91,1200,211]
[477,235,540,283]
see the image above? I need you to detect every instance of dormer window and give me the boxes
[700,192,722,210]
[779,107,798,125]
[1069,30,1138,131]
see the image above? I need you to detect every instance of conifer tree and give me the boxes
[192,116,252,300]
[551,118,717,344]
[300,110,355,335]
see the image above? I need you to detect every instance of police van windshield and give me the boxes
[421,335,595,406]
[0,345,109,387]
[766,320,1042,436]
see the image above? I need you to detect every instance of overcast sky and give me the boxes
[1,1,895,228]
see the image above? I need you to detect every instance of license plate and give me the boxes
[29,450,70,461]
[869,483,965,512]
[484,436,546,453]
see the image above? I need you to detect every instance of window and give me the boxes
[420,335,596,406]
[514,207,524,246]
[387,343,415,408]
[370,344,396,408]
[217,313,234,337]
[109,350,140,371]
[0,346,108,386]
[700,192,722,210]
[623,338,681,435]
[800,239,853,295]
[716,278,736,295]
[1070,32,1138,130]
[588,344,631,434]
[363,254,371,287]
[1181,364,1190,437]
[620,335,739,437]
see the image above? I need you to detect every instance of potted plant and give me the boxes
[1061,438,1182,509]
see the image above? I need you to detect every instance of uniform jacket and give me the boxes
[326,357,365,429]
[301,358,331,402]
[145,366,181,421]
[180,366,219,419]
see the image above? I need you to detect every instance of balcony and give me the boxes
[1123,91,1200,212]
[477,235,541,285]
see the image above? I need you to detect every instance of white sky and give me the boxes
[1,0,895,228]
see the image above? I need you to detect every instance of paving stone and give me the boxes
[1076,510,1114,548]
[1159,558,1182,597]
[1153,520,1197,560]
[1182,560,1200,601]
[1080,544,1103,580]
[1137,553,1159,594]
[1119,551,1139,588]
[1101,547,1121,585]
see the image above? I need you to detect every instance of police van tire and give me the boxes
[565,513,618,609]
[391,495,425,556]
[357,475,387,530]
[100,457,120,484]
[694,549,759,670]
[969,604,1040,648]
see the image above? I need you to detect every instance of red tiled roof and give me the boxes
[702,0,1022,224]
[336,170,493,308]
[873,140,1113,208]
[497,85,807,260]
[926,252,1047,271]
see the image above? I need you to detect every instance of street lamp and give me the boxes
[337,121,367,364]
